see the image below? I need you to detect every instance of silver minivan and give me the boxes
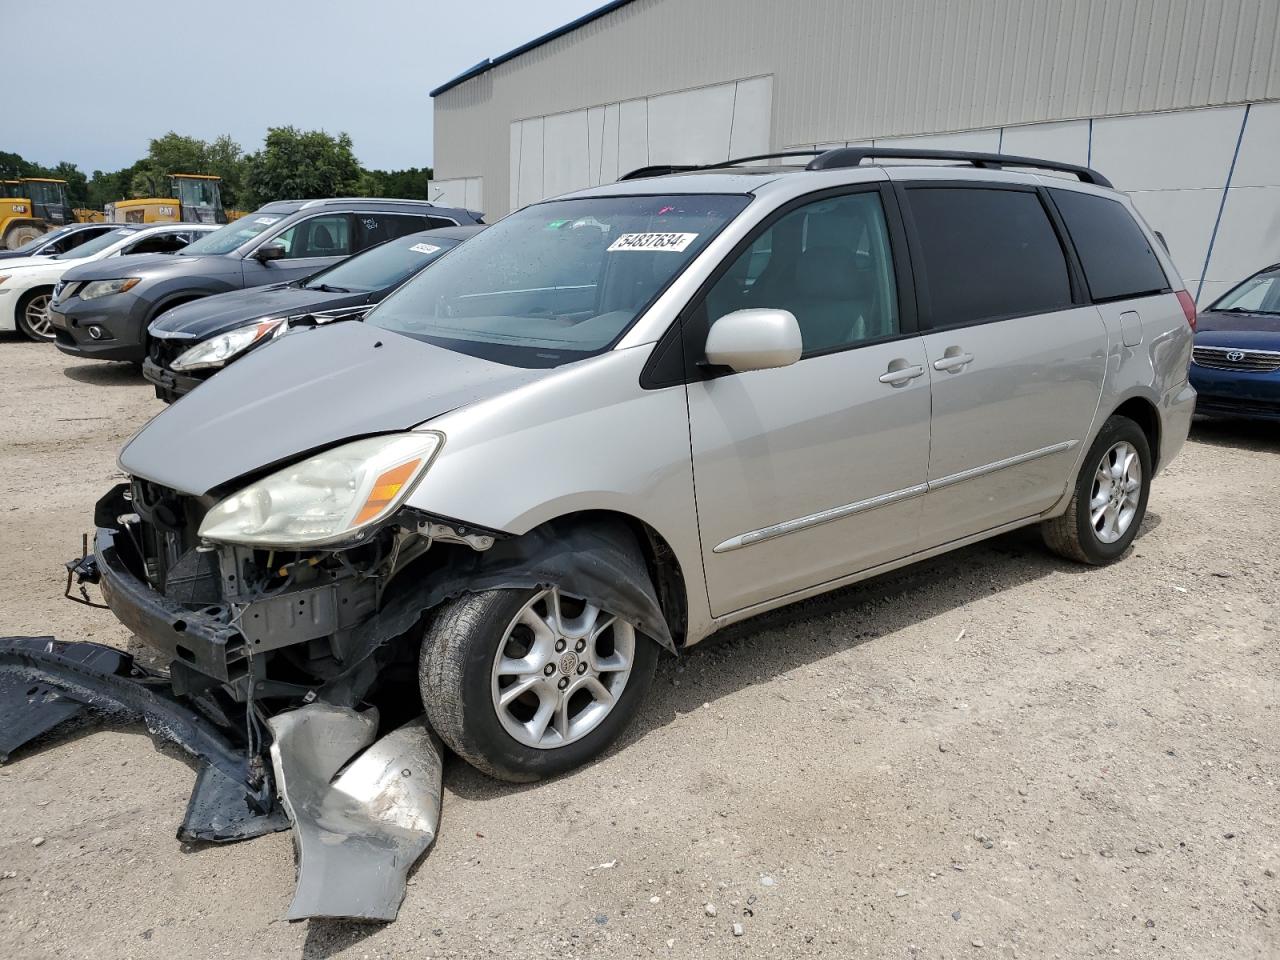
[88,148,1196,782]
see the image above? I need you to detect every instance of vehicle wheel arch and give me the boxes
[1105,394,1162,472]
[530,508,689,649]
[147,292,208,324]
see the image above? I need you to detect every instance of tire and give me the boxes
[1042,415,1152,565]
[420,586,660,782]
[3,225,42,251]
[15,287,56,342]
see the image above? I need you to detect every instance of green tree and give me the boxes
[243,127,361,206]
[359,166,434,200]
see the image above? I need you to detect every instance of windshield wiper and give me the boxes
[309,283,351,294]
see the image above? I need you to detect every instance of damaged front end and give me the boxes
[19,472,673,922]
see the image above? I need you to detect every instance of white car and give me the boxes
[0,223,217,342]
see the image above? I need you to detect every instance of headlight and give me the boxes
[0,275,10,286]
[170,317,286,371]
[80,278,141,300]
[198,432,443,547]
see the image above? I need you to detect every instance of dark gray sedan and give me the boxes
[50,197,483,364]
[143,226,483,400]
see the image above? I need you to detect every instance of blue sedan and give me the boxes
[1191,263,1280,422]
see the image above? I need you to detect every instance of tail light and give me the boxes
[1175,290,1197,332]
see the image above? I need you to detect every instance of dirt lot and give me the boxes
[0,333,1276,960]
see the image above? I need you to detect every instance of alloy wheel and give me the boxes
[490,587,635,750]
[1089,440,1142,544]
[23,293,55,341]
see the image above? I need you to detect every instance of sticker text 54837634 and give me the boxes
[607,232,699,253]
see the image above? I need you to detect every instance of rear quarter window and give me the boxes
[1050,189,1169,302]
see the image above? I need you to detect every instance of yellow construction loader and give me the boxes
[105,174,228,225]
[0,178,75,249]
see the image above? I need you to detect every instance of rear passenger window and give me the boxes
[1050,189,1168,302]
[355,214,428,251]
[703,191,899,356]
[906,187,1072,327]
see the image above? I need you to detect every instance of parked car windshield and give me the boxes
[366,194,750,367]
[179,212,284,256]
[302,234,460,294]
[1211,268,1280,314]
[52,227,139,260]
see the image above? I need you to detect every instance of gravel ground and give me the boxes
[0,334,1276,960]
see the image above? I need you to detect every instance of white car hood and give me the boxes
[0,255,58,271]
[0,260,70,286]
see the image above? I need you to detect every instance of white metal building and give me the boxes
[430,0,1280,303]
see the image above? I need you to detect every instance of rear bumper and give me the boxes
[1157,380,1196,474]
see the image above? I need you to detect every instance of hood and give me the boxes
[63,252,240,283]
[120,320,549,495]
[151,284,366,339]
[1197,310,1280,344]
[0,254,58,271]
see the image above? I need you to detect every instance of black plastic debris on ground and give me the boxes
[0,636,288,842]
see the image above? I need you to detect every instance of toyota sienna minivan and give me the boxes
[81,148,1196,782]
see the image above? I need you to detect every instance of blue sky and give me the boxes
[6,0,603,172]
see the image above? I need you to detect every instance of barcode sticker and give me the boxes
[607,232,699,253]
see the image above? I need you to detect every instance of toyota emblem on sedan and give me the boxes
[1226,350,1246,361]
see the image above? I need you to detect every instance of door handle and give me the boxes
[879,363,925,385]
[932,350,974,372]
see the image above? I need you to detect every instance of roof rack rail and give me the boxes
[618,147,1111,188]
[805,147,1113,187]
[618,151,823,181]
[298,197,438,209]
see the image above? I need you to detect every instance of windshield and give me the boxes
[179,211,284,256]
[1211,269,1280,314]
[53,227,138,260]
[13,224,76,253]
[366,195,750,367]
[304,234,460,293]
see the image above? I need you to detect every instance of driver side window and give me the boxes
[703,191,899,356]
[272,214,352,259]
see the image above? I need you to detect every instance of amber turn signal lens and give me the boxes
[353,459,422,526]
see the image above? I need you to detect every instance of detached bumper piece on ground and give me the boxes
[0,636,442,923]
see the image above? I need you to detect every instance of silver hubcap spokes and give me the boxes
[1090,441,1141,544]
[491,588,635,750]
[25,294,53,338]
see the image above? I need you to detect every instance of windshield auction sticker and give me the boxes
[409,243,442,255]
[607,232,698,252]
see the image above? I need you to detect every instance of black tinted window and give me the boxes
[907,187,1072,327]
[1050,189,1168,302]
[354,213,428,250]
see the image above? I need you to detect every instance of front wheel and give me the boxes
[1041,415,1152,564]
[16,288,56,342]
[420,586,659,782]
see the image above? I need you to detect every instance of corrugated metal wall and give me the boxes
[434,0,1280,215]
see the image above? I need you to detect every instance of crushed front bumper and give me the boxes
[91,483,378,701]
[95,524,247,687]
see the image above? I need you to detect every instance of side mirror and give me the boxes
[704,308,803,374]
[254,243,286,263]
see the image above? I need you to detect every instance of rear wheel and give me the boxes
[420,586,659,782]
[1042,415,1151,564]
[3,225,42,251]
[16,288,56,342]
